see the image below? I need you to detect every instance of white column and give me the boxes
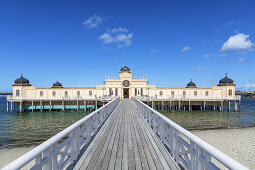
[32,101,34,112]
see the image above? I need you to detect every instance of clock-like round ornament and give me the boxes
[122,80,130,87]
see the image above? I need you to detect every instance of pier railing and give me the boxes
[135,95,241,101]
[7,95,119,101]
[3,97,120,170]
[132,97,248,170]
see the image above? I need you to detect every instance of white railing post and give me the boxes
[190,141,196,170]
[43,147,53,170]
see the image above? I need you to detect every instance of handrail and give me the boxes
[3,97,120,170]
[132,97,248,170]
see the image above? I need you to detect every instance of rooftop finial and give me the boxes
[225,73,228,77]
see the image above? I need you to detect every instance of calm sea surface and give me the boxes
[0,97,255,148]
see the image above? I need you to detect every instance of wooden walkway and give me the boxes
[73,99,179,170]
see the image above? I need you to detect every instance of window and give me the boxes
[52,91,56,96]
[65,91,68,96]
[89,91,92,96]
[160,91,163,96]
[77,91,80,96]
[194,91,197,96]
[40,91,43,97]
[109,88,113,95]
[229,89,232,96]
[135,88,137,96]
[205,91,209,96]
[183,91,186,96]
[16,89,20,96]
[141,88,143,96]
[115,88,118,96]
[171,91,174,96]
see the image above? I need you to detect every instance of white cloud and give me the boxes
[194,67,207,71]
[151,49,157,53]
[238,57,246,63]
[182,46,191,52]
[203,54,212,58]
[220,33,254,52]
[218,53,227,57]
[99,28,133,48]
[108,27,128,33]
[83,14,103,29]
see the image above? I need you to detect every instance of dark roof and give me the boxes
[14,75,30,85]
[52,80,63,88]
[120,66,131,72]
[219,74,234,85]
[186,79,197,88]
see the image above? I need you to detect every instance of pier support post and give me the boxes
[49,101,52,112]
[10,101,13,112]
[77,101,79,111]
[20,101,22,113]
[220,101,223,112]
[62,101,65,111]
[228,101,231,112]
[178,100,181,111]
[203,101,206,111]
[84,101,87,111]
[40,101,42,112]
[152,101,154,110]
[234,101,237,112]
[162,101,164,111]
[7,102,9,112]
[170,101,172,111]
[32,101,34,112]
[189,101,191,111]
[238,101,241,112]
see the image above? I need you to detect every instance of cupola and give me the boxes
[52,80,63,88]
[218,74,234,86]
[14,74,31,86]
[186,79,197,88]
[120,66,131,72]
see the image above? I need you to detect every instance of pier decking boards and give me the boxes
[74,99,179,170]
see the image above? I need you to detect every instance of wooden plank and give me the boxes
[131,108,157,170]
[101,105,123,169]
[130,108,150,170]
[84,111,118,169]
[73,105,118,170]
[94,106,122,169]
[135,103,180,170]
[108,104,124,169]
[129,107,143,170]
[127,108,135,170]
[122,106,128,170]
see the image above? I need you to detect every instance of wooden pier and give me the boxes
[3,97,248,170]
[74,99,179,170]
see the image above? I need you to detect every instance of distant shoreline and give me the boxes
[236,92,255,99]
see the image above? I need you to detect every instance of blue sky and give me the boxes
[1,0,255,91]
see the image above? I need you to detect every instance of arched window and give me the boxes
[40,91,43,97]
[115,88,118,96]
[89,91,92,96]
[229,89,232,96]
[16,89,20,96]
[77,91,80,96]
[205,91,209,96]
[52,91,56,96]
[194,91,197,96]
[65,91,68,96]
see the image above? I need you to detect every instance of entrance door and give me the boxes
[123,88,129,99]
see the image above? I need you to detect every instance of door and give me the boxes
[123,88,129,98]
